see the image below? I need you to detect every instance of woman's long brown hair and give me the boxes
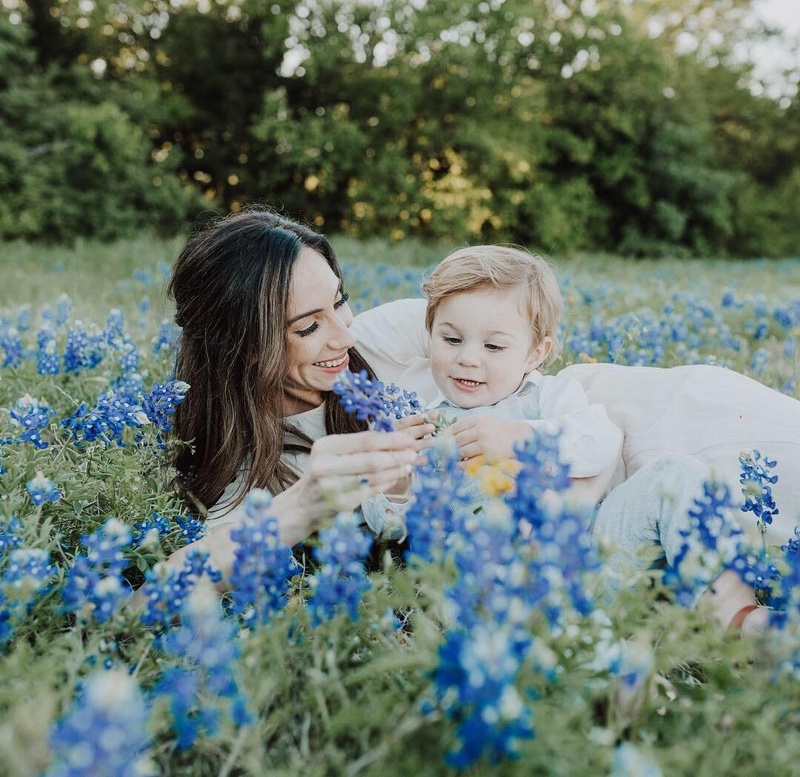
[168,207,373,513]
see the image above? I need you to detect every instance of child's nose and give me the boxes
[457,346,481,367]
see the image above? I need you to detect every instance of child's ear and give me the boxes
[526,337,553,372]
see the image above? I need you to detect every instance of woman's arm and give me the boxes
[162,430,419,587]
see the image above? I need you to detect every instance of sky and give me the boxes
[750,0,799,93]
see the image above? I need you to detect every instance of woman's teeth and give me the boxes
[316,356,346,368]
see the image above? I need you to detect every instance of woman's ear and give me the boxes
[526,337,553,372]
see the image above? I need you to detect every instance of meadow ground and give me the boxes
[1,236,800,777]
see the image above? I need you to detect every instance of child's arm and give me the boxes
[446,373,622,484]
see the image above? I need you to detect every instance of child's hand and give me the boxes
[393,414,436,453]
[446,415,533,461]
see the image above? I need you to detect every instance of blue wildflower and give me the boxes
[153,319,181,354]
[8,394,54,448]
[227,490,296,627]
[663,480,744,606]
[139,549,221,631]
[140,380,190,436]
[174,514,205,546]
[333,368,421,431]
[739,449,779,536]
[131,512,174,549]
[61,518,132,624]
[55,293,72,326]
[61,390,150,446]
[307,512,373,625]
[26,471,61,506]
[45,668,153,777]
[0,326,24,367]
[157,584,252,748]
[431,620,535,768]
[36,328,61,375]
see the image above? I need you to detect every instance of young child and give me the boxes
[368,244,766,633]
[422,244,621,490]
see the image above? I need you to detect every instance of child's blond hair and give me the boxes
[422,245,563,365]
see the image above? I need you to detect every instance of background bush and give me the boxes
[1,0,798,256]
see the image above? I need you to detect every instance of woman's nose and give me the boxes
[329,315,355,350]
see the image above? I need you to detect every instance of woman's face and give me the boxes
[282,246,354,415]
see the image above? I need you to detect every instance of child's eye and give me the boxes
[444,336,461,345]
[296,322,320,337]
[485,344,505,352]
[334,291,350,309]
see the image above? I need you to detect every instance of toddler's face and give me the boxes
[429,287,550,409]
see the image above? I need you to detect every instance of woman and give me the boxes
[166,207,765,632]
[166,208,431,573]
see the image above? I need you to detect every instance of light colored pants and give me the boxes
[590,453,740,602]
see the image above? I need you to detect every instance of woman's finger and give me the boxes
[315,429,416,455]
[311,448,416,479]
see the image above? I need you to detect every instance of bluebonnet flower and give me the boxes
[27,471,61,506]
[140,380,190,436]
[0,547,55,647]
[61,518,132,623]
[63,321,92,373]
[119,339,139,374]
[227,490,296,627]
[45,668,153,777]
[506,429,572,535]
[431,620,534,768]
[8,393,54,448]
[332,368,421,431]
[0,326,24,367]
[103,309,125,345]
[663,480,743,606]
[0,515,24,554]
[749,347,769,376]
[131,512,174,549]
[16,304,32,331]
[739,449,779,535]
[61,390,150,446]
[36,328,61,375]
[405,442,474,563]
[174,514,205,546]
[157,583,252,749]
[55,293,72,326]
[139,549,221,631]
[307,512,373,625]
[153,319,181,354]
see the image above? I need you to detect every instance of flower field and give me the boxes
[2,238,800,777]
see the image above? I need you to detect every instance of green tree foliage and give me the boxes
[0,0,797,256]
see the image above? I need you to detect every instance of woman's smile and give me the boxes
[314,353,350,371]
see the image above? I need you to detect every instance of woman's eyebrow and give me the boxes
[288,307,322,325]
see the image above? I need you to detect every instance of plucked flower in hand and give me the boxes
[332,368,421,431]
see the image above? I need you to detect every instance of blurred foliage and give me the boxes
[0,0,798,255]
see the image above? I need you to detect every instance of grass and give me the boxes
[1,235,800,776]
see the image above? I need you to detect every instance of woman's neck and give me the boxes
[282,391,324,417]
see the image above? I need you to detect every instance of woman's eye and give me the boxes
[296,322,320,337]
[334,291,350,309]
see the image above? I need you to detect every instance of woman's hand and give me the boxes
[298,430,418,519]
[445,414,533,461]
